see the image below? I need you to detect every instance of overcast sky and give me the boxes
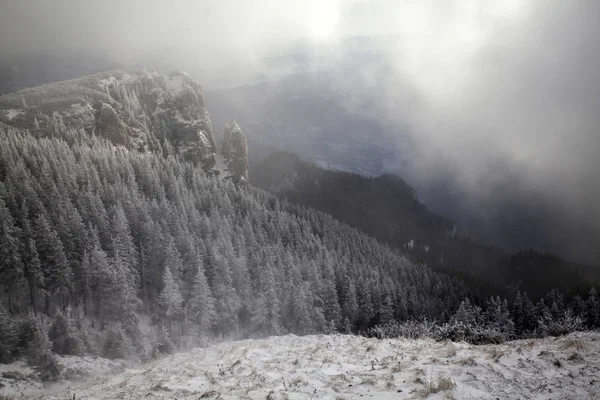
[1,0,599,259]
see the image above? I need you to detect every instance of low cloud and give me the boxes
[1,0,599,261]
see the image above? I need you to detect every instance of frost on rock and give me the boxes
[96,103,128,146]
[0,69,217,172]
[220,122,249,184]
[0,69,254,182]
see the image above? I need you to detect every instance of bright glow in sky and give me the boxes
[305,1,341,42]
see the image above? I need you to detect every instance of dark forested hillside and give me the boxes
[252,151,600,300]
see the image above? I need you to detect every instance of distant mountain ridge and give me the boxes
[206,71,600,266]
[252,151,600,299]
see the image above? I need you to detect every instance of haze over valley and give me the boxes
[0,1,599,399]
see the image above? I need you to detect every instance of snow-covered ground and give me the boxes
[3,332,600,399]
[0,355,126,399]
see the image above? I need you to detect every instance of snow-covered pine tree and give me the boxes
[27,318,62,381]
[0,304,17,362]
[378,293,395,326]
[586,288,599,328]
[34,214,72,311]
[110,202,139,287]
[0,198,26,312]
[159,265,184,338]
[452,298,481,326]
[210,252,241,335]
[103,324,132,360]
[341,277,359,325]
[187,265,216,336]
[48,309,84,355]
[23,238,43,314]
[484,296,514,337]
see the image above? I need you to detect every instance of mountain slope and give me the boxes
[0,71,470,370]
[207,70,600,266]
[252,151,599,299]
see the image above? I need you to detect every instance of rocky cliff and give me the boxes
[220,122,249,183]
[0,69,248,182]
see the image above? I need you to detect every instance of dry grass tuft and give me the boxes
[487,346,506,361]
[456,356,476,366]
[204,371,218,385]
[538,350,553,358]
[567,352,584,363]
[199,390,218,398]
[361,377,377,386]
[414,376,426,385]
[413,368,426,384]
[553,359,562,368]
[445,343,457,358]
[562,338,586,351]
[419,377,456,398]
[290,376,306,387]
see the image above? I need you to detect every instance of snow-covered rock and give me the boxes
[0,69,247,178]
[220,122,249,183]
[20,331,600,399]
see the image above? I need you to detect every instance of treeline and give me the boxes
[369,288,600,344]
[0,127,469,376]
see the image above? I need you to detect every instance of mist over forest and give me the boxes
[0,1,599,398]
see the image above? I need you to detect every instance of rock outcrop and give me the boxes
[221,122,249,183]
[0,69,248,182]
[96,103,128,146]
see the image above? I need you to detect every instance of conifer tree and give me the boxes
[110,203,139,286]
[210,253,240,334]
[586,288,599,328]
[48,309,84,355]
[27,319,62,381]
[35,214,72,310]
[159,266,184,336]
[187,265,216,336]
[452,298,481,326]
[0,198,26,311]
[378,294,395,326]
[0,304,17,362]
[23,239,43,314]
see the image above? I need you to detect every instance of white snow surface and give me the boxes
[9,331,596,399]
[0,356,126,399]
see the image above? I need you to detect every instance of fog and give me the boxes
[331,1,600,261]
[1,0,599,262]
